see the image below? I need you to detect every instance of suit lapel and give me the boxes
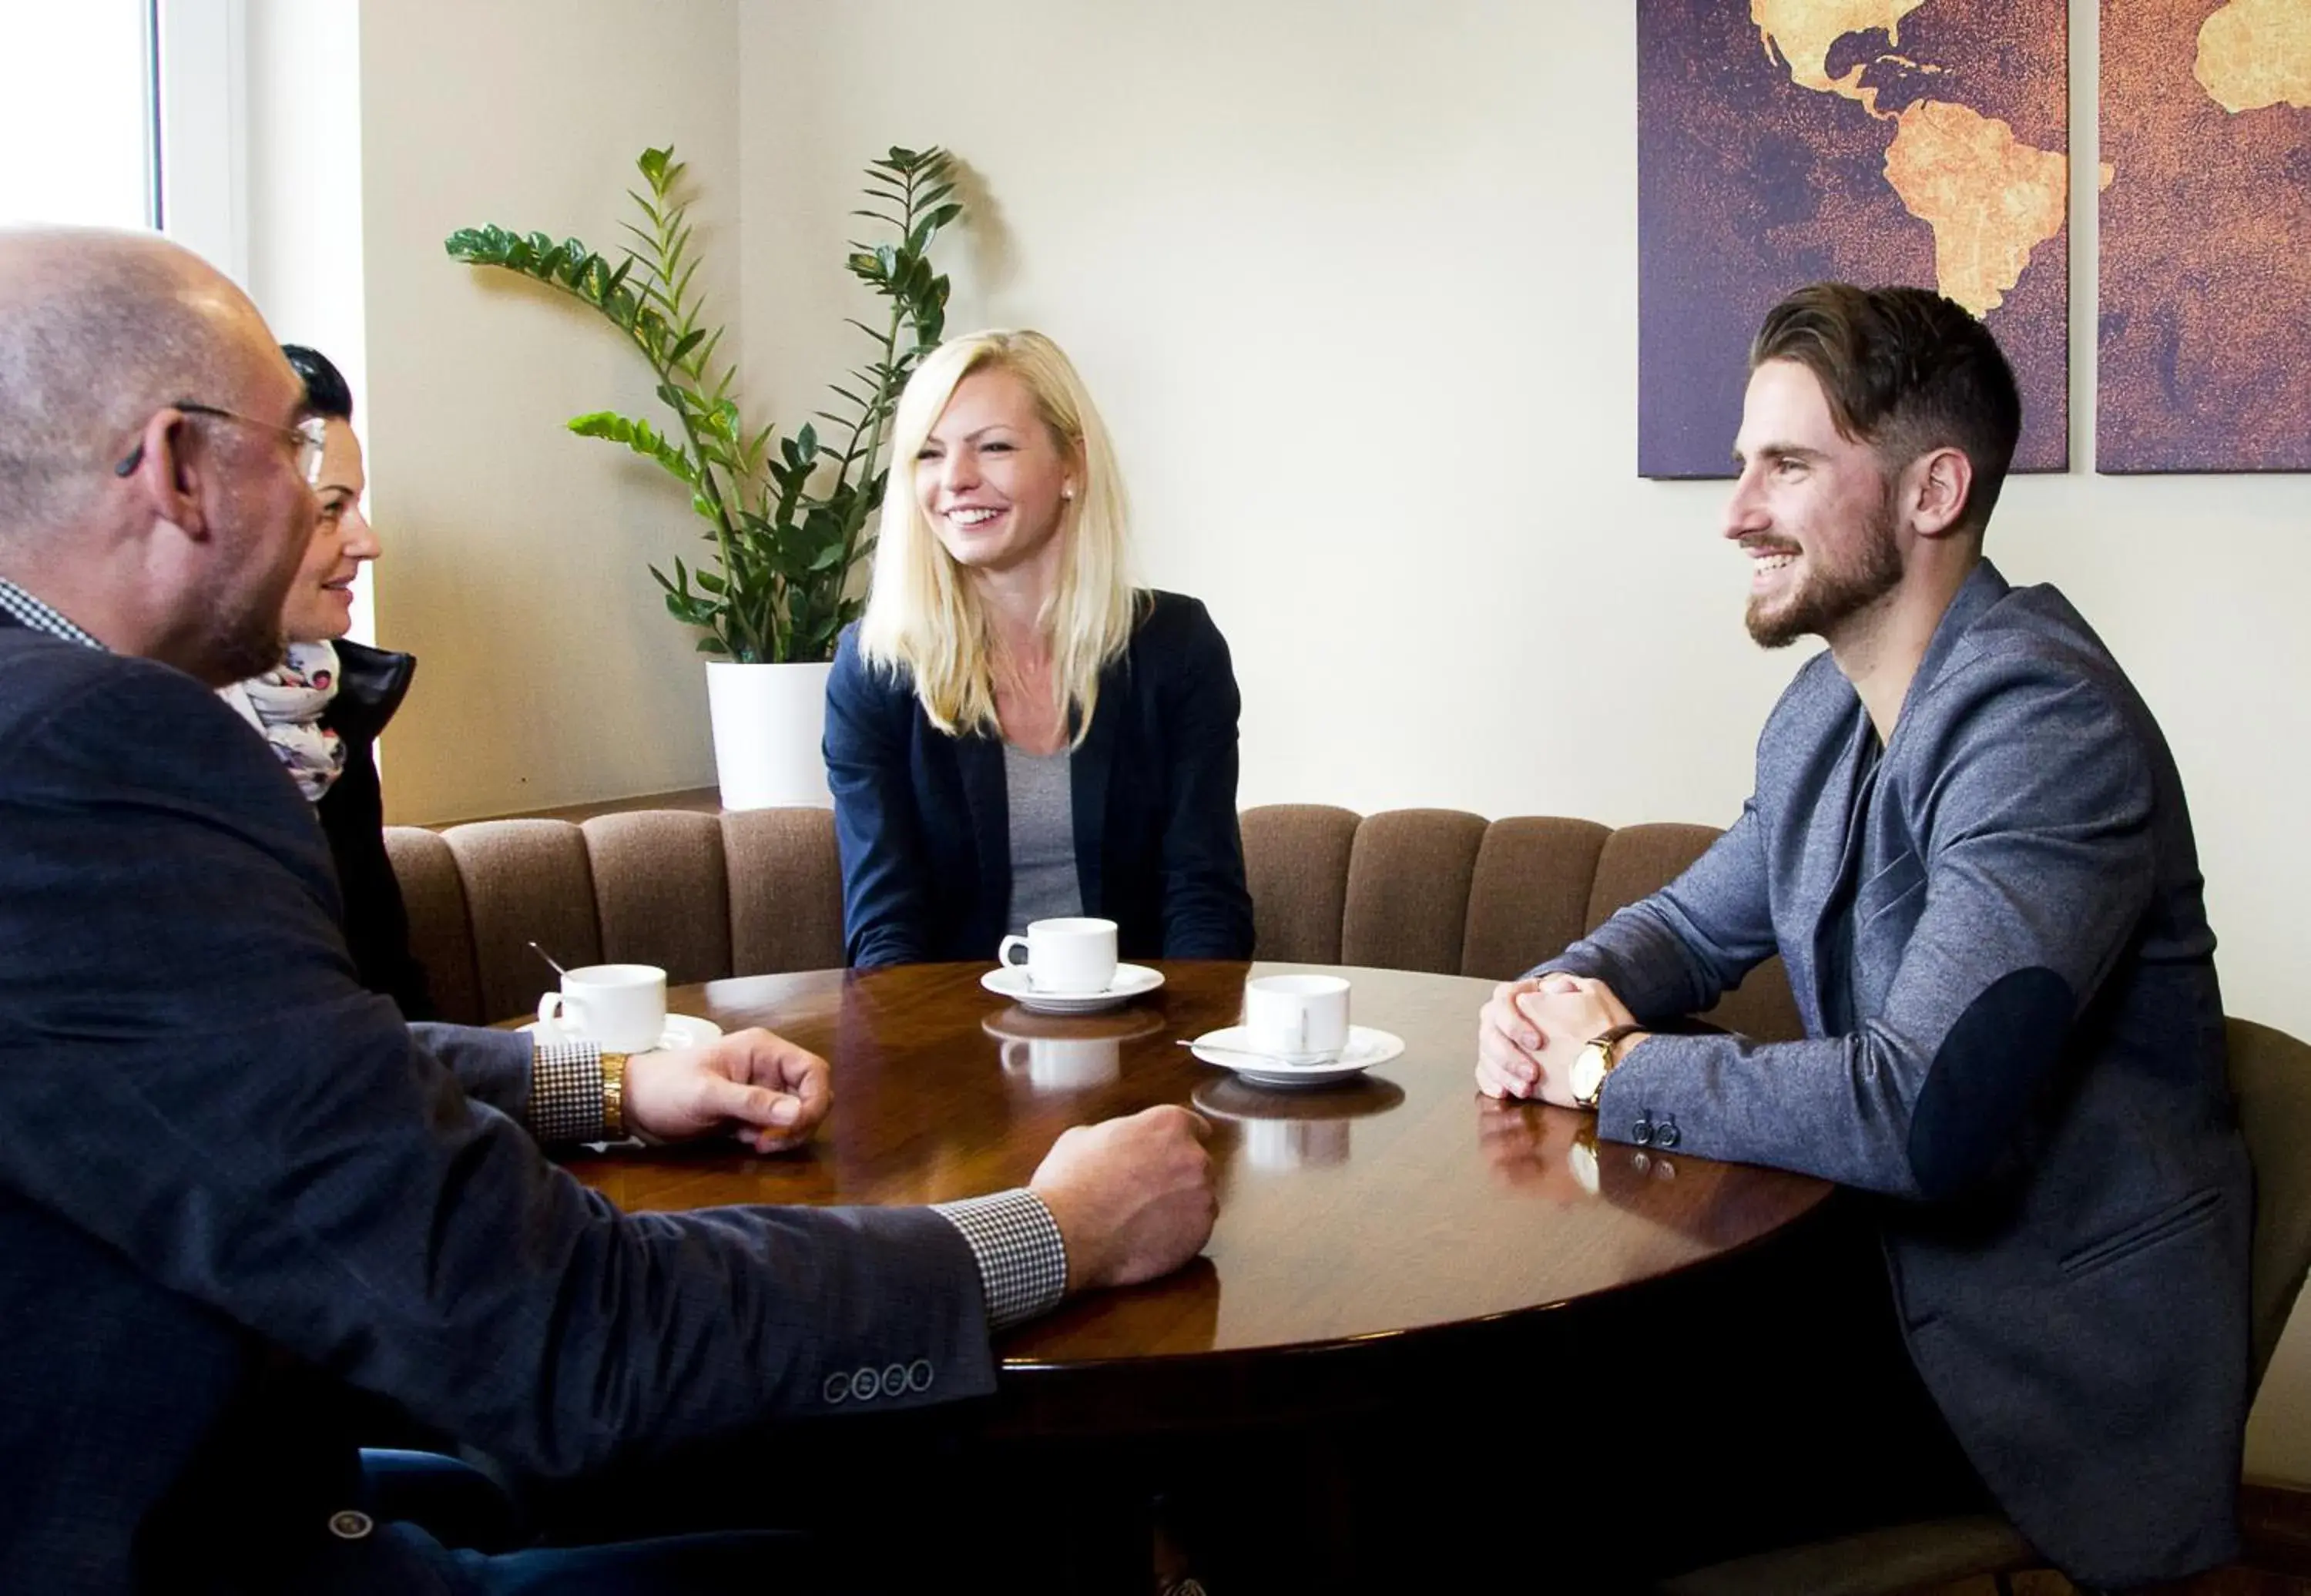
[1070,668,1120,914]
[955,733,1010,935]
[1793,561,2011,1026]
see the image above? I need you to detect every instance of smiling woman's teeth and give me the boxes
[949,507,1001,525]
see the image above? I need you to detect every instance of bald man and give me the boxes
[0,229,1217,1595]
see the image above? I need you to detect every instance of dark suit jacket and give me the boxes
[1549,562,2252,1587]
[824,589,1255,968]
[0,615,995,1594]
[315,640,434,1019]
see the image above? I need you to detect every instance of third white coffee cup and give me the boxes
[997,917,1119,994]
[1243,973,1352,1060]
[538,962,668,1052]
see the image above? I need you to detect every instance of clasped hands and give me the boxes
[1474,971,1642,1107]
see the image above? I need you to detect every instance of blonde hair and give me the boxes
[857,329,1139,745]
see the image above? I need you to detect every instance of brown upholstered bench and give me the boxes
[385,804,1802,1040]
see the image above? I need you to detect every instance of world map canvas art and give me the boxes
[2099,0,2311,473]
[1638,0,2077,478]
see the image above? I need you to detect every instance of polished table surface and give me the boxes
[561,960,1830,1413]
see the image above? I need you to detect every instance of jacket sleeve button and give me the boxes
[1632,1118,1655,1146]
[1655,1118,1681,1149]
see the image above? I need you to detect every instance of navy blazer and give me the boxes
[1550,563,2251,1588]
[0,615,995,1594]
[824,589,1255,968]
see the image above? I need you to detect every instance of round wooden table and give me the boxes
[562,960,1832,1436]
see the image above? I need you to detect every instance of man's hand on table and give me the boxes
[624,1028,833,1153]
[1030,1105,1218,1293]
[1475,973,1642,1107]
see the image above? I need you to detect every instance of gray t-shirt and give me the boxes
[1003,742,1082,930]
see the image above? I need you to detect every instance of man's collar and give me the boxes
[0,577,107,652]
[1900,558,2009,712]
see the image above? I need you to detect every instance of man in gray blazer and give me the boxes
[1477,284,2250,1589]
[0,226,1216,1594]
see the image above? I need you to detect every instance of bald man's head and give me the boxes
[0,227,285,538]
[0,228,316,683]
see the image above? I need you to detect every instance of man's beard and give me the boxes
[183,517,297,685]
[1744,490,1903,650]
[201,602,288,684]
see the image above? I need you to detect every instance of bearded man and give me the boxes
[1476,283,2249,1590]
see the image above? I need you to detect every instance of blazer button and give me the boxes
[328,1509,374,1541]
[1632,1117,1655,1146]
[849,1366,882,1403]
[907,1359,935,1393]
[881,1363,909,1399]
[1654,1117,1681,1149]
[822,1371,850,1404]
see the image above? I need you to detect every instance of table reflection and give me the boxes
[1190,1075,1407,1171]
[981,1005,1167,1093]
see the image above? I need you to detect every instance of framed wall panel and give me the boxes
[1638,0,2073,478]
[2099,0,2311,474]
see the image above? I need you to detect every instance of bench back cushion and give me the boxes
[387,804,1799,1040]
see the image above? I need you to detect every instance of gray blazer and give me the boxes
[0,616,995,1594]
[1550,562,2252,1587]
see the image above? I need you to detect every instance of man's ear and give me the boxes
[121,409,214,545]
[1906,445,1974,540]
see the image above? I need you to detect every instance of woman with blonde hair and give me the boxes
[825,329,1253,969]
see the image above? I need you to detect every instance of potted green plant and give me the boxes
[444,142,961,806]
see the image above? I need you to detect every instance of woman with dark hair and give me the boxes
[220,343,434,1018]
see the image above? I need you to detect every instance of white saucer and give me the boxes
[1187,1024,1405,1089]
[518,1013,725,1051]
[980,962,1165,1014]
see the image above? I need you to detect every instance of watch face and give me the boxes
[1571,1042,1608,1105]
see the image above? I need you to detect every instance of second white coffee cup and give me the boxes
[538,962,669,1051]
[1243,973,1352,1060]
[997,917,1119,994]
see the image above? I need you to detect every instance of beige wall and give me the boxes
[732,0,2311,1479]
[355,0,737,822]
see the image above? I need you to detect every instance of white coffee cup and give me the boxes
[1243,973,1352,1061]
[1000,1035,1123,1091]
[997,917,1119,995]
[537,963,668,1052]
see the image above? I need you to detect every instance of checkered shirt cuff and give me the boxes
[528,1037,609,1144]
[934,1189,1068,1331]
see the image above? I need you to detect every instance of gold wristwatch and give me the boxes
[601,1051,629,1139]
[1569,1024,1644,1110]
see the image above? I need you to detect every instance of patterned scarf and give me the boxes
[220,641,347,802]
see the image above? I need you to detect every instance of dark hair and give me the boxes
[280,343,353,422]
[1749,283,2021,536]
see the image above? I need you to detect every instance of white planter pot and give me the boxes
[705,660,834,810]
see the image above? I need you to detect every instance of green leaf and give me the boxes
[447,137,961,658]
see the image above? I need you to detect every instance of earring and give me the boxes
[1062,486,1075,501]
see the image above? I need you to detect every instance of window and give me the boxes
[0,0,156,230]
[0,0,247,282]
